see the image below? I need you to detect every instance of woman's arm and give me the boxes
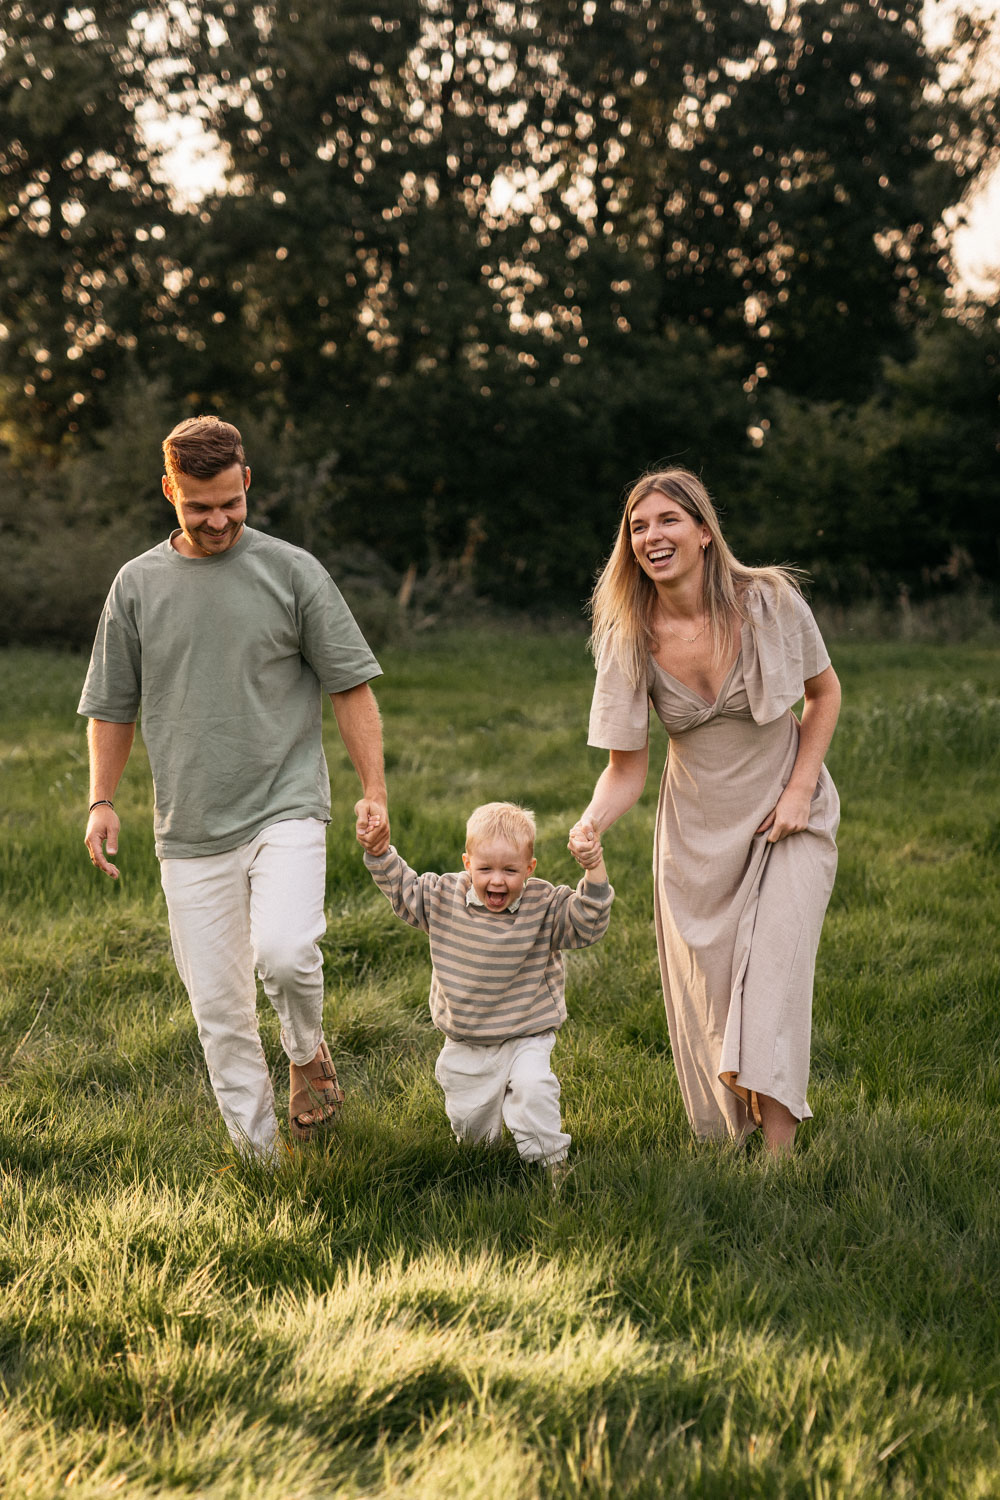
[584,745,650,831]
[757,664,841,842]
[569,744,650,860]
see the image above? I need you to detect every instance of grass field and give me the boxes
[1,633,999,1498]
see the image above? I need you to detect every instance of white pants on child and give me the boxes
[434,1032,571,1165]
[160,817,327,1159]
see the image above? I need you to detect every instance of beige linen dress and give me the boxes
[589,582,839,1140]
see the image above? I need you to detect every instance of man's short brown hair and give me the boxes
[163,416,247,490]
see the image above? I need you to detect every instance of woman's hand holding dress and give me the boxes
[756,783,814,842]
[756,663,841,843]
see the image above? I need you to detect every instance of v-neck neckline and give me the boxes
[651,635,743,709]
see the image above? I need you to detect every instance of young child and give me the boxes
[357,801,613,1176]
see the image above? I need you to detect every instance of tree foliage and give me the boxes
[738,317,1000,597]
[0,0,997,636]
[0,3,184,447]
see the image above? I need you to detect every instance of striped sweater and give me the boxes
[364,847,614,1044]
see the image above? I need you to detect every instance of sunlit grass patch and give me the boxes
[2,634,1000,1496]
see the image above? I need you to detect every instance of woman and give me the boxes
[571,468,840,1153]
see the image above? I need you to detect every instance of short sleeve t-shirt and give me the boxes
[78,527,381,858]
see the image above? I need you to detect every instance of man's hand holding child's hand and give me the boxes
[568,820,603,872]
[356,801,391,856]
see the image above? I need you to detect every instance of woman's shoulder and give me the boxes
[589,628,653,748]
[594,628,654,687]
[739,570,830,722]
[740,572,810,629]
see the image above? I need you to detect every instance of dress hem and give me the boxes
[719,1069,813,1125]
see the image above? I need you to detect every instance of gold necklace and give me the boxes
[661,614,707,644]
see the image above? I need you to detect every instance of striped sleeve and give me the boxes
[549,878,615,950]
[363,847,441,933]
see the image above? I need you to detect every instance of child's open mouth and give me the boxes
[485,891,508,909]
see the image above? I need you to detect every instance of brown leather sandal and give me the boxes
[289,1040,345,1142]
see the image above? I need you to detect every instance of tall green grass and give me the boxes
[1,636,999,1498]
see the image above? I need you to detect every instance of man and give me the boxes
[80,415,389,1161]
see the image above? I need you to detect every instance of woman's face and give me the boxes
[628,492,710,587]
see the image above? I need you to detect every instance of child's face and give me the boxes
[462,836,537,913]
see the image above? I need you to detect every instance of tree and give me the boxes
[738,314,1000,596]
[0,2,181,450]
[516,0,998,398]
[179,1,554,419]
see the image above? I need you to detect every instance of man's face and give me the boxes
[163,463,249,558]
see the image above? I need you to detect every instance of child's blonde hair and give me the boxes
[465,802,536,854]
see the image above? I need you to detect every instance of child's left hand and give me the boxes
[356,801,391,856]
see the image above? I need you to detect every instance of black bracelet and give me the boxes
[89,799,115,813]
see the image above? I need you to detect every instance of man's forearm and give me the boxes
[86,719,135,878]
[330,683,387,802]
[88,718,136,802]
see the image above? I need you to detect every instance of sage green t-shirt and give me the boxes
[78,527,381,859]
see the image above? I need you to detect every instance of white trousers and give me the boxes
[160,818,327,1158]
[434,1032,571,1165]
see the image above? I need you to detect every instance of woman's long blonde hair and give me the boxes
[589,467,803,687]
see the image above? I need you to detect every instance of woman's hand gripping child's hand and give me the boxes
[568,819,604,874]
